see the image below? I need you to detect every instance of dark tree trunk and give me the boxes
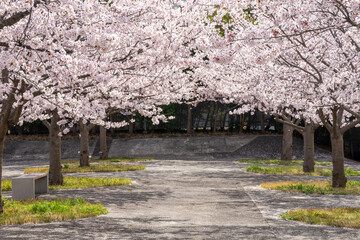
[302,123,315,172]
[91,126,96,135]
[129,122,134,135]
[330,132,347,187]
[187,105,192,134]
[229,114,234,132]
[204,103,212,131]
[17,125,23,136]
[212,101,219,133]
[281,124,293,161]
[0,133,5,213]
[239,114,245,134]
[99,125,108,159]
[222,110,228,130]
[79,122,93,167]
[259,112,265,134]
[194,107,202,130]
[71,124,77,135]
[48,111,63,185]
[110,114,115,136]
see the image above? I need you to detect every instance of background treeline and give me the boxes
[8,101,360,161]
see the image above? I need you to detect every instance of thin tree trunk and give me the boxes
[129,122,134,135]
[260,112,265,134]
[18,125,23,136]
[222,110,228,130]
[187,105,192,134]
[194,107,202,130]
[330,132,347,187]
[302,123,315,172]
[281,124,293,161]
[48,112,63,185]
[204,103,212,131]
[99,125,108,159]
[79,122,92,167]
[212,101,219,133]
[0,133,5,213]
[110,114,115,136]
[91,126,96,135]
[71,124,77,135]
[239,114,245,134]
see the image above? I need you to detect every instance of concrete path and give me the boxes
[2,160,360,239]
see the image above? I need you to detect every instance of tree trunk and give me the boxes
[110,114,115,136]
[259,112,265,134]
[129,122,134,135]
[187,105,192,134]
[0,133,5,213]
[91,126,96,135]
[302,123,315,172]
[212,101,219,133]
[48,112,63,185]
[330,132,347,188]
[239,114,245,134]
[281,124,293,161]
[18,125,23,136]
[79,123,91,167]
[71,124,77,135]
[99,125,108,160]
[204,103,212,131]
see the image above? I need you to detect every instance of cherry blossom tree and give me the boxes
[194,0,360,187]
[0,0,231,213]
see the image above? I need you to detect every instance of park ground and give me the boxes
[1,135,360,239]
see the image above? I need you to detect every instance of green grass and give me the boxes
[0,197,107,225]
[62,157,153,164]
[2,176,131,191]
[282,207,360,228]
[261,180,360,195]
[237,159,331,166]
[245,165,360,177]
[1,180,12,191]
[24,164,145,174]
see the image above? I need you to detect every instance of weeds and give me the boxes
[2,176,131,191]
[0,197,107,225]
[282,207,360,229]
[237,159,331,166]
[261,180,360,195]
[246,165,360,177]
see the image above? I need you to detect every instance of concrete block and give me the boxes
[12,174,48,200]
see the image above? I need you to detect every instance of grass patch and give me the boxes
[50,176,132,190]
[282,207,360,229]
[0,197,107,225]
[246,165,360,177]
[2,176,131,191]
[261,180,360,195]
[1,180,12,191]
[62,157,153,164]
[24,164,145,174]
[237,159,331,166]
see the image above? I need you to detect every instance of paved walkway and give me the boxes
[2,160,360,239]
